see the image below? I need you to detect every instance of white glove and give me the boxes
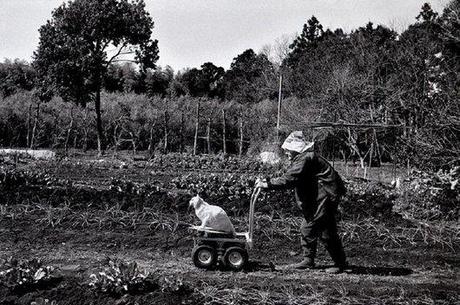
[255,178,268,189]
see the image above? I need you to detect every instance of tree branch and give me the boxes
[105,42,129,67]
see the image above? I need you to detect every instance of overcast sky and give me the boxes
[0,0,448,71]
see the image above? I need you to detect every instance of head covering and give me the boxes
[281,131,314,153]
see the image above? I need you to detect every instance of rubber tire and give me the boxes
[223,247,248,271]
[192,245,217,269]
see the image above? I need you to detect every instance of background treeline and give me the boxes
[0,2,459,169]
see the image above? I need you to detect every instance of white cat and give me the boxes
[189,195,236,234]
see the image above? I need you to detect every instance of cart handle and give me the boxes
[248,187,261,242]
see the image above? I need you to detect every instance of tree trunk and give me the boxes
[83,107,89,152]
[129,131,136,155]
[222,109,227,155]
[83,128,89,152]
[373,128,382,167]
[347,127,365,169]
[193,101,200,155]
[368,142,374,177]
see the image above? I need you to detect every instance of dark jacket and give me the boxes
[267,151,346,211]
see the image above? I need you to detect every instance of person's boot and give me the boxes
[325,238,348,274]
[325,251,349,274]
[324,263,348,274]
[283,258,315,270]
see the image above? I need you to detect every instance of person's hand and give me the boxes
[255,178,268,189]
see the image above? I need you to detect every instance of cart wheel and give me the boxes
[192,245,217,269]
[223,247,248,271]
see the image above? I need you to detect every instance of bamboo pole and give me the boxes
[305,122,403,129]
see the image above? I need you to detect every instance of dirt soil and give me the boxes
[1,218,459,305]
[1,156,459,305]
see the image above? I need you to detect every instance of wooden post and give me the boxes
[163,110,168,153]
[222,109,227,155]
[276,74,282,143]
[193,101,200,155]
[206,117,211,154]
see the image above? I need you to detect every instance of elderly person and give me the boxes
[256,131,348,273]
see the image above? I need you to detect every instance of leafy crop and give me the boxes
[89,259,154,295]
[171,173,254,200]
[110,178,163,197]
[0,168,57,189]
[89,258,190,296]
[0,258,55,291]
[148,153,279,173]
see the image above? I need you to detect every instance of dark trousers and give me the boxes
[300,195,347,266]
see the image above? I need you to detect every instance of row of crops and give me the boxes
[1,154,459,221]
